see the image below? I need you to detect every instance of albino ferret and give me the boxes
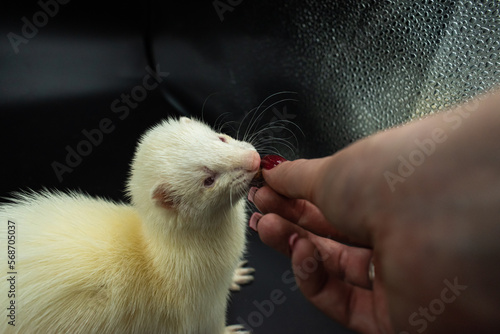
[0,117,260,334]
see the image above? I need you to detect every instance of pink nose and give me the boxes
[249,151,261,172]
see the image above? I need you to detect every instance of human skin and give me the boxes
[249,90,500,333]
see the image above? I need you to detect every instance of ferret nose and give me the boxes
[249,151,261,172]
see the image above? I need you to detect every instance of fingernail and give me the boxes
[249,212,262,232]
[289,233,299,253]
[261,155,287,170]
[248,187,258,204]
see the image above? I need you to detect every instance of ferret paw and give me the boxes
[230,260,255,291]
[225,324,251,333]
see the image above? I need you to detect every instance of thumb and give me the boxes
[263,155,374,245]
[262,158,329,203]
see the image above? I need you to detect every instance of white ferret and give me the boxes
[0,117,260,334]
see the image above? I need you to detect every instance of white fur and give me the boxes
[0,117,259,333]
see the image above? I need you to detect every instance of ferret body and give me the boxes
[0,117,259,333]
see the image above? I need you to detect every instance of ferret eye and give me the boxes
[202,167,217,187]
[219,136,227,143]
[204,176,216,187]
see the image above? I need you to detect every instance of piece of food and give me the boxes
[250,154,287,187]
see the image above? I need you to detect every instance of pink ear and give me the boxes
[152,184,177,209]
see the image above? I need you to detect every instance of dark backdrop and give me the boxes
[1,1,499,333]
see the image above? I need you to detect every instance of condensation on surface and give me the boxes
[282,0,500,155]
[413,0,500,118]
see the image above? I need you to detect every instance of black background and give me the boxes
[1,0,499,333]
[0,1,354,333]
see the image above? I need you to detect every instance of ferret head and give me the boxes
[127,117,260,223]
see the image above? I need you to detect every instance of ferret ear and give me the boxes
[151,183,177,210]
[180,117,191,124]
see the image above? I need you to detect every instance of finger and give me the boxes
[253,185,365,245]
[314,236,374,289]
[262,158,328,203]
[256,213,374,289]
[290,237,379,334]
[262,155,377,245]
[290,237,328,298]
[254,212,308,256]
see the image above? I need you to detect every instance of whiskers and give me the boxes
[215,112,239,135]
[212,91,304,209]
[228,176,252,208]
[238,91,303,158]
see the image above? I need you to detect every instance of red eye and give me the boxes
[204,176,215,187]
[202,167,217,187]
[219,136,227,143]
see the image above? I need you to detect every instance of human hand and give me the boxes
[248,91,500,333]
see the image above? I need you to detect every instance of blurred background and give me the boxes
[1,1,499,333]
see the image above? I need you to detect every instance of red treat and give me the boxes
[250,155,287,187]
[260,154,287,170]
